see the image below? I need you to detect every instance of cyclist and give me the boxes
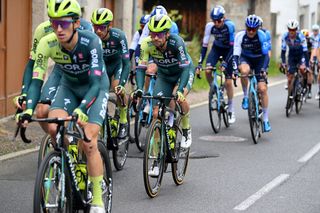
[17,0,109,212]
[258,16,272,58]
[195,5,237,124]
[13,16,93,133]
[301,29,313,98]
[133,14,194,176]
[233,14,271,132]
[280,19,310,104]
[310,24,320,99]
[91,8,130,139]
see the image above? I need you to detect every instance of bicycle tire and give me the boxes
[143,119,165,198]
[97,141,113,213]
[127,97,135,144]
[208,87,221,133]
[222,101,230,128]
[134,101,148,152]
[33,151,72,213]
[108,98,129,171]
[171,117,189,185]
[248,92,260,144]
[295,84,303,114]
[285,95,293,118]
[37,134,54,168]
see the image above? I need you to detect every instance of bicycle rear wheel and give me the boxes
[248,92,260,144]
[171,118,189,185]
[127,97,135,144]
[295,85,303,114]
[285,94,293,118]
[143,119,165,198]
[37,134,54,168]
[222,101,230,128]
[33,151,72,213]
[134,100,149,152]
[208,87,221,133]
[108,98,129,171]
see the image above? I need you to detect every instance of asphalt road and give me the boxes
[1,81,320,213]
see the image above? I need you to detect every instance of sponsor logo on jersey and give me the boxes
[120,40,128,53]
[80,37,90,46]
[153,57,178,65]
[90,48,99,68]
[178,46,187,61]
[58,64,90,73]
[78,53,83,59]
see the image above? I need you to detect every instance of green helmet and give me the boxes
[148,14,172,32]
[91,8,113,25]
[47,0,81,18]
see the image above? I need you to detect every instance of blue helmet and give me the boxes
[245,14,260,28]
[210,5,225,20]
[150,5,167,17]
[140,14,150,25]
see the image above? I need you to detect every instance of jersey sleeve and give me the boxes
[135,38,150,90]
[258,30,269,55]
[175,38,192,92]
[77,37,105,112]
[119,32,130,86]
[233,31,245,56]
[129,31,140,50]
[138,24,150,45]
[202,22,214,46]
[299,33,308,52]
[281,33,287,51]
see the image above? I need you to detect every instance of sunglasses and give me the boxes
[50,19,74,30]
[288,28,297,32]
[213,19,223,24]
[150,32,166,39]
[246,27,257,32]
[93,24,109,32]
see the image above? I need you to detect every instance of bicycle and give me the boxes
[280,66,305,117]
[311,57,318,84]
[134,73,157,151]
[240,70,265,144]
[102,93,130,171]
[18,115,113,213]
[206,66,230,133]
[142,95,189,198]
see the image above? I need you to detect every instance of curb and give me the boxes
[0,78,287,161]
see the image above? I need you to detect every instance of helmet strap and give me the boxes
[66,22,78,44]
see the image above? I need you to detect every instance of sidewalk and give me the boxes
[0,75,286,158]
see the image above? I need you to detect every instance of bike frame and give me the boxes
[248,72,260,120]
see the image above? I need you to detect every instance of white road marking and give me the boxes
[233,174,290,211]
[298,142,320,163]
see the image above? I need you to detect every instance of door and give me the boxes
[0,0,5,116]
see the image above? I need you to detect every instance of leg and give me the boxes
[144,63,157,92]
[36,104,50,133]
[239,62,250,109]
[258,82,271,132]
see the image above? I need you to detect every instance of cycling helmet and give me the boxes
[301,29,309,37]
[140,14,150,25]
[148,14,172,33]
[150,5,167,17]
[287,19,299,30]
[47,0,81,18]
[91,8,113,25]
[245,14,260,28]
[258,16,263,27]
[210,5,225,20]
[312,24,320,31]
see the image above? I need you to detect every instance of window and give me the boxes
[311,12,315,26]
[299,15,304,29]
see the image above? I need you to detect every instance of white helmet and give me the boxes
[287,19,299,30]
[312,24,320,31]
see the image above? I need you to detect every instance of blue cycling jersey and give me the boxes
[261,28,272,51]
[170,21,179,34]
[281,31,308,54]
[234,29,269,58]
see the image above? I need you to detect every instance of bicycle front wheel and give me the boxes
[248,92,260,144]
[134,101,149,152]
[171,118,189,185]
[33,151,72,213]
[143,119,165,198]
[37,134,54,168]
[208,87,221,133]
[222,101,230,128]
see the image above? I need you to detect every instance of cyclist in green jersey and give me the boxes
[13,16,93,133]
[91,8,130,139]
[16,0,108,212]
[134,14,194,147]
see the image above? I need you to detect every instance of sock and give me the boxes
[90,175,104,207]
[262,108,269,122]
[243,87,248,98]
[308,84,311,92]
[119,106,127,124]
[181,112,190,130]
[228,99,233,113]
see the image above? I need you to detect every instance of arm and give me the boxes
[129,31,140,60]
[21,59,35,95]
[300,33,310,67]
[233,31,244,67]
[281,33,287,64]
[198,23,213,65]
[119,33,130,86]
[176,39,192,92]
[135,39,150,90]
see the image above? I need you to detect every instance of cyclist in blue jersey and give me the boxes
[301,29,313,98]
[280,19,310,102]
[17,0,109,212]
[196,5,237,124]
[258,16,272,59]
[233,14,271,132]
[309,24,320,99]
